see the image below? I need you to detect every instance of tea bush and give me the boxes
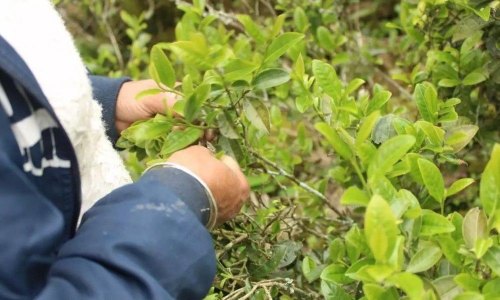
[58,0,500,299]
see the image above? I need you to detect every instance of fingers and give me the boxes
[220,155,250,200]
[166,146,250,226]
[141,90,178,116]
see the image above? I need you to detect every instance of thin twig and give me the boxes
[259,0,277,17]
[374,67,413,101]
[216,233,249,259]
[249,149,348,218]
[102,0,125,71]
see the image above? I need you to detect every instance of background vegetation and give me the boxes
[57,0,499,299]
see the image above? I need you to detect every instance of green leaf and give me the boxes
[415,120,445,146]
[483,246,500,276]
[184,83,210,122]
[365,195,399,264]
[340,186,370,206]
[433,276,462,299]
[161,127,203,156]
[312,60,341,101]
[406,243,442,273]
[474,237,493,259]
[320,264,352,284]
[346,78,365,95]
[263,32,304,64]
[321,281,353,300]
[316,26,336,50]
[480,144,500,222]
[368,135,416,178]
[193,0,205,11]
[170,38,212,70]
[438,78,461,87]
[366,90,392,115]
[271,14,286,37]
[453,292,484,300]
[445,125,478,153]
[462,208,488,249]
[223,59,258,82]
[353,264,396,283]
[418,159,445,204]
[463,71,487,86]
[356,111,380,146]
[217,112,239,139]
[252,68,290,90]
[236,14,266,44]
[454,273,482,292]
[293,7,309,32]
[483,278,500,296]
[135,88,163,100]
[419,210,455,236]
[293,53,305,80]
[302,256,323,283]
[315,122,353,160]
[121,121,172,148]
[474,5,491,21]
[386,272,424,300]
[413,82,438,123]
[243,99,270,133]
[150,46,176,88]
[446,178,475,197]
[436,235,462,267]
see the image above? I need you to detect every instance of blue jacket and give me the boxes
[0,35,215,299]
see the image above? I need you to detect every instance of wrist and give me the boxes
[143,162,218,230]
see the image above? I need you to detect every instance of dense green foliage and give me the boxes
[58,0,500,299]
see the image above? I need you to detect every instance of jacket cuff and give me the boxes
[139,167,212,226]
[89,75,131,143]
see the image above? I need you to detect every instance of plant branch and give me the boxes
[249,149,349,219]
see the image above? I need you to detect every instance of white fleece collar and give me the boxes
[0,0,132,216]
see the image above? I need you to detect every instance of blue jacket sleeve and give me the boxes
[89,75,130,143]
[0,147,216,299]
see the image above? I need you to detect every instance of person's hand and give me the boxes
[167,146,250,225]
[115,79,177,132]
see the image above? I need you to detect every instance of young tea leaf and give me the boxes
[243,99,270,133]
[150,46,176,88]
[315,122,353,160]
[184,83,210,122]
[161,127,203,156]
[483,246,500,276]
[368,135,416,179]
[365,195,399,264]
[386,272,424,300]
[480,144,500,222]
[446,178,475,198]
[445,125,478,153]
[293,7,309,33]
[320,264,352,285]
[340,186,370,206]
[419,210,455,236]
[252,68,290,90]
[312,60,341,102]
[413,82,438,123]
[406,243,442,273]
[236,14,266,44]
[462,208,488,249]
[263,32,304,64]
[356,110,380,146]
[418,159,445,204]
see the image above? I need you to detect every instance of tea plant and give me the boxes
[59,0,500,299]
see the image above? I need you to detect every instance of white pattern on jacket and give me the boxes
[0,0,132,217]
